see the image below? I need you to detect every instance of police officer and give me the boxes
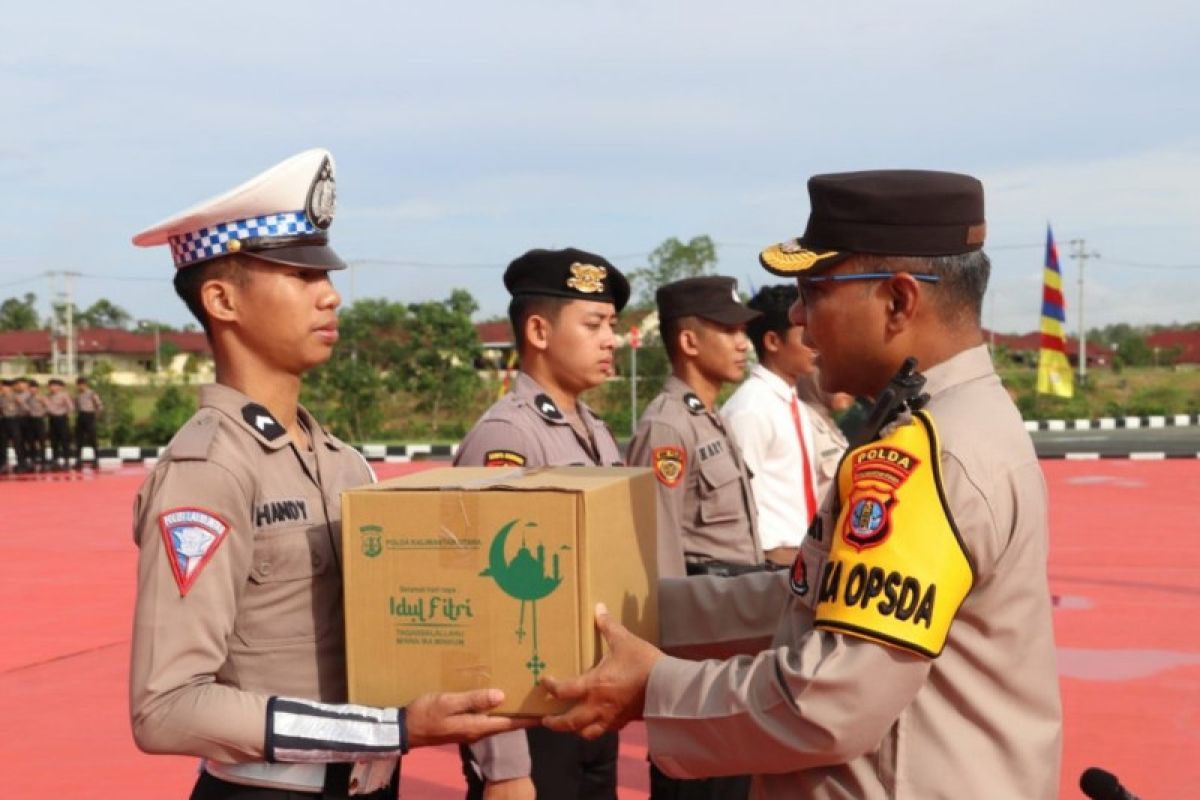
[129,149,527,799]
[541,170,1063,799]
[628,276,764,582]
[25,379,48,471]
[45,378,75,470]
[453,247,628,800]
[0,379,20,474]
[626,276,763,800]
[10,377,32,473]
[74,376,103,469]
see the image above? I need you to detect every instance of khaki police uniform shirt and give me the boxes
[77,388,103,414]
[454,371,622,781]
[455,372,622,469]
[627,376,761,579]
[130,383,374,762]
[805,398,848,504]
[12,390,31,417]
[0,390,20,418]
[27,392,47,417]
[45,392,74,416]
[644,345,1062,799]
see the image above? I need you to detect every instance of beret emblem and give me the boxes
[566,262,607,294]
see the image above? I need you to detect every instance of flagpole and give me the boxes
[1068,239,1100,385]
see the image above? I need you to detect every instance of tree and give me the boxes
[629,235,718,305]
[397,289,482,437]
[80,298,133,329]
[0,293,40,330]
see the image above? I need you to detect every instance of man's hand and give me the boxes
[406,689,534,748]
[482,776,536,799]
[540,603,663,739]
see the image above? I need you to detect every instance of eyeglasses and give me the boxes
[796,272,940,305]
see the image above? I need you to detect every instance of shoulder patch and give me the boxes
[533,394,563,421]
[683,393,706,414]
[241,403,286,440]
[158,507,231,596]
[814,411,973,658]
[485,449,527,467]
[652,446,686,487]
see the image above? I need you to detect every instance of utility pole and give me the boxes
[1068,240,1099,385]
[47,271,81,379]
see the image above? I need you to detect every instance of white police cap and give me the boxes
[132,148,345,270]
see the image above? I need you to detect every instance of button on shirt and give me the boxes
[722,364,819,552]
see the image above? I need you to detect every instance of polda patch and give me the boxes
[159,507,231,596]
[652,446,686,488]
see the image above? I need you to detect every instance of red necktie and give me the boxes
[790,394,819,527]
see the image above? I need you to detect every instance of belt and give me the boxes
[204,760,326,792]
[685,560,788,577]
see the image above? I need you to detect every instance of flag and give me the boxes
[1037,225,1074,397]
[497,348,519,399]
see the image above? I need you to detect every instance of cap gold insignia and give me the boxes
[227,239,242,253]
[759,241,841,275]
[566,262,607,294]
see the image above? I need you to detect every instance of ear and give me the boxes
[763,329,782,355]
[883,273,922,333]
[524,313,552,353]
[678,326,701,357]
[201,278,240,326]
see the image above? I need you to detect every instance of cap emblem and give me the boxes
[306,156,336,230]
[566,263,607,294]
[759,240,842,275]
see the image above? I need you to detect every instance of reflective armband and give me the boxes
[813,411,974,658]
[266,697,406,763]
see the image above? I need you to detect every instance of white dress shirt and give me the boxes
[721,364,818,552]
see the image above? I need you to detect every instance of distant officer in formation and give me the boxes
[75,376,103,469]
[793,371,850,503]
[453,247,629,800]
[45,378,75,470]
[128,148,526,800]
[0,380,20,473]
[627,276,765,582]
[24,379,47,470]
[722,284,826,567]
[542,169,1063,799]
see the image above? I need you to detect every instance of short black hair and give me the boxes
[173,255,250,338]
[507,294,571,354]
[746,284,799,361]
[75,376,89,386]
[659,315,707,364]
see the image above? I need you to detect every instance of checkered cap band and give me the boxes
[168,210,317,267]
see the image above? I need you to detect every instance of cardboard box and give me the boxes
[341,466,658,715]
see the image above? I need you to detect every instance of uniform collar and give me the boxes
[664,375,709,415]
[515,371,596,427]
[920,344,996,400]
[199,383,336,451]
[747,363,795,402]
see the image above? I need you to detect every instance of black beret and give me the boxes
[504,247,630,311]
[656,276,761,325]
[760,170,986,276]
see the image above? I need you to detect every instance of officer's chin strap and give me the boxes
[848,356,931,449]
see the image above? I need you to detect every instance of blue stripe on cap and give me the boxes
[168,211,317,267]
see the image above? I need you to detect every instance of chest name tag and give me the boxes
[255,498,310,528]
[813,411,973,658]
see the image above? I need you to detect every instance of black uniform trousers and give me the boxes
[48,415,71,465]
[75,411,98,465]
[461,728,619,799]
[190,764,398,800]
[0,416,14,470]
[22,416,44,466]
[650,763,751,800]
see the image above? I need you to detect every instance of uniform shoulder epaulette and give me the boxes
[166,408,222,461]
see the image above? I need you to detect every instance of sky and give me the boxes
[2,0,1198,334]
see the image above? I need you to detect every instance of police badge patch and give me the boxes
[652,446,686,488]
[158,507,231,596]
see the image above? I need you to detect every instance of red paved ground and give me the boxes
[0,460,1196,798]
